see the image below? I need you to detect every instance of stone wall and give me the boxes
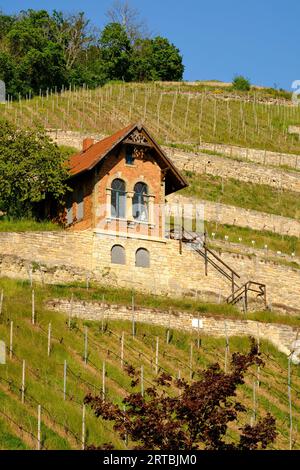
[217,250,300,312]
[47,129,104,150]
[192,141,300,171]
[47,129,300,181]
[0,231,300,312]
[210,239,300,266]
[164,146,300,193]
[167,194,300,238]
[0,231,94,271]
[0,231,229,300]
[47,298,300,361]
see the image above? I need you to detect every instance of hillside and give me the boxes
[1,81,300,154]
[0,277,299,450]
[1,82,300,450]
[1,81,300,313]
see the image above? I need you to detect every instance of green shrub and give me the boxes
[232,75,251,91]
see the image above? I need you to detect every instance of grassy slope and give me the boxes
[181,172,300,220]
[0,411,27,450]
[0,277,299,450]
[0,81,299,258]
[46,280,300,327]
[1,82,300,154]
[0,84,299,448]
[205,222,300,257]
[0,218,61,232]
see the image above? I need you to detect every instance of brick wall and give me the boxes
[59,131,165,237]
[94,144,164,238]
[67,172,94,231]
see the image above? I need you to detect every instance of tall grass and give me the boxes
[0,217,61,232]
[205,222,300,256]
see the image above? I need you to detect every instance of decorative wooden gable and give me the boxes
[123,128,154,161]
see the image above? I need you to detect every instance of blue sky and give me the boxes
[1,0,299,90]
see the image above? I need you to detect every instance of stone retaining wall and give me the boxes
[165,147,300,192]
[192,141,300,170]
[167,194,300,238]
[46,128,300,174]
[47,130,300,189]
[47,298,300,362]
[0,231,300,312]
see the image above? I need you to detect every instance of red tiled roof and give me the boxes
[68,122,188,195]
[69,123,135,176]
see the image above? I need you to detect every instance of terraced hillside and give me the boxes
[1,81,300,154]
[1,83,300,448]
[0,81,300,313]
[0,278,299,450]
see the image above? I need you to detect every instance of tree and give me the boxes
[150,37,184,81]
[232,75,251,91]
[131,36,184,82]
[0,120,69,219]
[0,8,184,92]
[18,42,67,92]
[0,52,19,96]
[130,38,154,81]
[0,12,16,40]
[85,339,277,450]
[106,0,149,44]
[6,9,57,57]
[4,9,68,94]
[99,22,132,81]
[52,10,95,70]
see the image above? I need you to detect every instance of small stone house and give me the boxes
[63,122,188,267]
[0,123,268,307]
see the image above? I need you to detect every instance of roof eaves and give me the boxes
[141,124,188,189]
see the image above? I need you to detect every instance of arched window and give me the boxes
[135,248,150,268]
[111,179,126,219]
[133,182,148,221]
[111,245,126,265]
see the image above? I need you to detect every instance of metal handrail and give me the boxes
[194,247,240,286]
[173,225,267,312]
[180,227,240,280]
[203,245,240,279]
[226,281,266,305]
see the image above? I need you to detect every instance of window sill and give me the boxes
[106,217,155,229]
[132,220,154,228]
[107,217,127,222]
[94,228,166,243]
